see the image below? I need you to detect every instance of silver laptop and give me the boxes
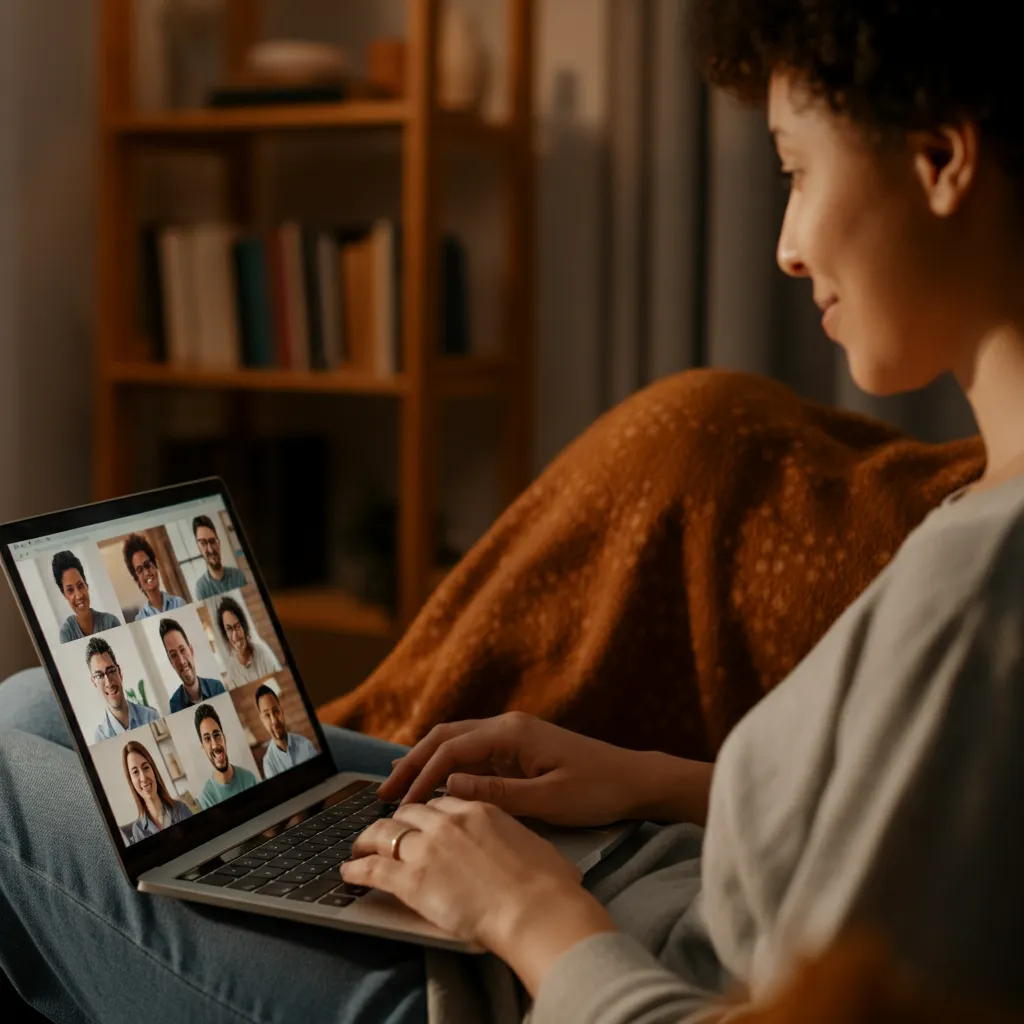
[0,478,632,953]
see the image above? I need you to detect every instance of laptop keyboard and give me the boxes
[186,781,399,909]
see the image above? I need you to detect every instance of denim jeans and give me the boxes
[0,667,428,1024]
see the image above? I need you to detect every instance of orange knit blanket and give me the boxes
[320,369,984,759]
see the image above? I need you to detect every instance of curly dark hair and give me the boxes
[51,550,86,592]
[689,0,1024,184]
[122,533,157,583]
[215,595,250,644]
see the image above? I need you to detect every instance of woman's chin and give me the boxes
[845,351,921,398]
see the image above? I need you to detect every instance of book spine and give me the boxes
[158,226,196,367]
[267,227,291,369]
[193,223,242,370]
[341,236,374,372]
[371,219,396,376]
[317,233,343,368]
[233,235,275,368]
[281,222,310,371]
[301,226,327,371]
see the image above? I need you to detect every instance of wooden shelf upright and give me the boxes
[94,0,535,640]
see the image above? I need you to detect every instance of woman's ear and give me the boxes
[911,121,979,217]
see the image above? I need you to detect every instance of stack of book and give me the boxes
[139,219,471,374]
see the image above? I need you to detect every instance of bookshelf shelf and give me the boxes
[273,586,396,639]
[109,100,410,139]
[95,0,536,659]
[108,105,514,150]
[107,361,410,396]
[106,356,508,398]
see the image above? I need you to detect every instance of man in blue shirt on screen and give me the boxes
[255,683,318,778]
[192,516,247,599]
[86,636,160,743]
[160,618,225,714]
[124,533,185,621]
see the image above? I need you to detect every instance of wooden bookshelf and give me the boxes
[104,354,508,398]
[94,0,536,644]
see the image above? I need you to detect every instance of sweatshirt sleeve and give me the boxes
[529,932,734,1024]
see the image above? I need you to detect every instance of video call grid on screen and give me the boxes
[8,494,322,848]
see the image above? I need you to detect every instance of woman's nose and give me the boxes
[776,241,808,278]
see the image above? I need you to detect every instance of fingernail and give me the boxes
[391,758,402,767]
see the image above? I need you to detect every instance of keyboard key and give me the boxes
[295,840,331,853]
[285,880,340,902]
[227,877,264,892]
[318,894,355,908]
[332,882,370,897]
[260,838,300,853]
[248,866,286,880]
[269,856,305,869]
[279,868,321,884]
[255,881,299,897]
[216,863,253,878]
[242,848,278,862]
[197,873,235,887]
[229,856,271,870]
[306,854,345,869]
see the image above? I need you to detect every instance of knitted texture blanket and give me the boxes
[319,369,985,760]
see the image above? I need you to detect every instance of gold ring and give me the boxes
[390,826,417,861]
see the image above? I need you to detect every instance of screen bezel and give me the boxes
[0,477,337,885]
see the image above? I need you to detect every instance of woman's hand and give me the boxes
[342,796,617,993]
[376,711,649,827]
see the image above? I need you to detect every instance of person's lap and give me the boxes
[0,668,427,1024]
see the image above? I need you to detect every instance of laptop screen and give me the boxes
[1,480,334,880]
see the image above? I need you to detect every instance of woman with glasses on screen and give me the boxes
[122,740,192,845]
[215,595,281,687]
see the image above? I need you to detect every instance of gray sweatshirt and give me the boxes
[427,473,1024,1021]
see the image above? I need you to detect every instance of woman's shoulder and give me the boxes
[171,798,193,819]
[886,473,1024,616]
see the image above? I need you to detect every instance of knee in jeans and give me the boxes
[0,668,60,734]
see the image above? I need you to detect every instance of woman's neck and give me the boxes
[957,318,1024,487]
[144,796,164,826]
[76,607,95,632]
[145,587,162,609]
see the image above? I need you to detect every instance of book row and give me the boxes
[139,219,471,375]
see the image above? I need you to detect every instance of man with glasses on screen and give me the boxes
[192,516,246,600]
[85,636,159,744]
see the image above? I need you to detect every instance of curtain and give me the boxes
[601,0,978,444]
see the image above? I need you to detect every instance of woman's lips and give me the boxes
[822,299,839,335]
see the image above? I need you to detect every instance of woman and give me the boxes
[342,2,1024,1019]
[215,594,281,687]
[121,739,192,844]
[2,2,1022,1020]
[123,533,186,621]
[51,549,121,643]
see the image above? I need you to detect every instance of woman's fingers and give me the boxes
[376,719,484,800]
[400,725,515,805]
